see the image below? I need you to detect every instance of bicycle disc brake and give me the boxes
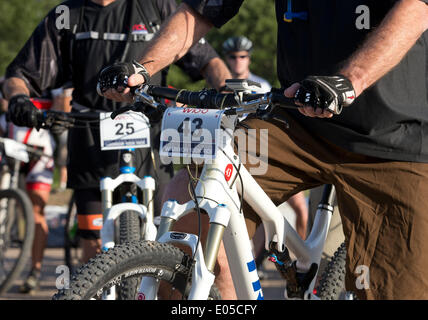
[268,241,318,299]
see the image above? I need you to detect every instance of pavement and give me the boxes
[0,193,343,300]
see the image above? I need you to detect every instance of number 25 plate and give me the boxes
[100,111,150,150]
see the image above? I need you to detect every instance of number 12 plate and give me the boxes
[100,111,150,150]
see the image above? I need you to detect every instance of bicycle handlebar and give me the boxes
[144,85,296,110]
[35,85,298,130]
[146,86,245,109]
[36,109,100,131]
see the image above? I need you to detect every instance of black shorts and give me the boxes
[75,188,102,240]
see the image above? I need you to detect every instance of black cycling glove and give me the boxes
[294,75,356,115]
[7,94,41,128]
[97,60,151,96]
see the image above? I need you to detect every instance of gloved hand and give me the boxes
[7,94,41,128]
[97,60,151,96]
[294,75,356,115]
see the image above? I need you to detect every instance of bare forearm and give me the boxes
[340,0,428,96]
[137,3,213,78]
[200,57,232,91]
[3,77,30,100]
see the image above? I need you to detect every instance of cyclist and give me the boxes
[0,80,66,294]
[222,36,271,93]
[3,0,231,283]
[51,87,73,194]
[99,0,428,300]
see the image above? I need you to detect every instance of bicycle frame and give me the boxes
[141,124,334,300]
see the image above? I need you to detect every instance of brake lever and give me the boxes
[110,105,135,119]
[37,111,75,130]
[270,114,290,128]
[256,105,289,128]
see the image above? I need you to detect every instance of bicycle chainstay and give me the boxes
[268,241,318,299]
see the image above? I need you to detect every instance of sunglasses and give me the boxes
[227,54,249,60]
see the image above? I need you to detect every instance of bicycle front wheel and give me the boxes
[53,240,221,300]
[116,210,142,299]
[0,188,34,294]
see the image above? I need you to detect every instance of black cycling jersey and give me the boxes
[185,0,428,162]
[6,0,218,190]
[7,0,217,110]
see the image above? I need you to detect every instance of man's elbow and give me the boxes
[408,0,428,31]
[179,2,214,30]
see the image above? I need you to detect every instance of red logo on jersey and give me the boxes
[132,24,148,32]
[224,164,233,182]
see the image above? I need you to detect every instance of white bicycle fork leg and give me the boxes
[137,233,216,300]
[223,210,264,300]
[137,277,159,300]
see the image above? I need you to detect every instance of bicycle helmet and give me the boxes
[222,36,253,54]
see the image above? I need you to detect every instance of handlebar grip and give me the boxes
[148,86,181,101]
[148,85,239,109]
[148,86,210,107]
[269,91,296,108]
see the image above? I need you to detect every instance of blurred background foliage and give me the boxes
[168,0,279,89]
[0,0,279,89]
[0,0,62,76]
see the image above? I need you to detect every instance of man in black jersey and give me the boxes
[3,0,231,294]
[100,0,428,300]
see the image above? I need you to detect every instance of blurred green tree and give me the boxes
[167,0,279,90]
[0,0,61,76]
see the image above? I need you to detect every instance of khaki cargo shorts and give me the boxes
[239,110,428,300]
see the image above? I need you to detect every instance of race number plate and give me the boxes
[100,111,150,150]
[159,107,224,161]
[3,138,29,163]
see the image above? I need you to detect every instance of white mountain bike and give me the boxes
[53,81,344,300]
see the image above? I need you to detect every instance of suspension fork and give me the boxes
[101,148,146,242]
[117,148,138,202]
[156,204,229,274]
[139,202,231,300]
